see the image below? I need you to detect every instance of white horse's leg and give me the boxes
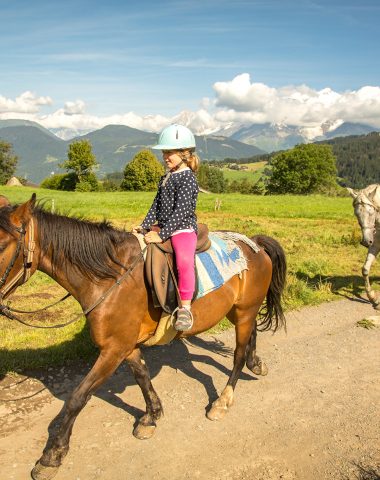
[363,245,380,309]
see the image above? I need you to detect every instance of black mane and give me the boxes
[35,207,131,281]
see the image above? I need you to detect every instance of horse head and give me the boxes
[0,194,37,299]
[347,186,379,248]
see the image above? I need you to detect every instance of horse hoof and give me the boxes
[133,423,156,440]
[31,462,59,480]
[207,405,228,421]
[252,362,268,376]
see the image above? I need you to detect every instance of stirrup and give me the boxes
[173,307,193,331]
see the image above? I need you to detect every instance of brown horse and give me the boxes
[0,194,286,480]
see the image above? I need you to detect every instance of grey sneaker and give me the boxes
[174,308,194,331]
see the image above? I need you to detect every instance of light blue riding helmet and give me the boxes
[153,124,196,150]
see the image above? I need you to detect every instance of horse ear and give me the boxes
[10,194,37,226]
[347,188,358,198]
[0,195,10,208]
[368,185,380,207]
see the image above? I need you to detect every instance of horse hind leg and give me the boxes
[126,348,164,440]
[245,324,268,376]
[31,347,126,480]
[207,306,260,422]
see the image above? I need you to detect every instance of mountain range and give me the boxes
[0,120,264,182]
[216,121,379,152]
[0,119,379,183]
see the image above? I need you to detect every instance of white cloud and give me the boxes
[212,74,380,128]
[63,100,86,115]
[37,109,172,136]
[0,91,52,114]
[1,75,380,139]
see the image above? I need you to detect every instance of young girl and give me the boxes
[133,124,200,331]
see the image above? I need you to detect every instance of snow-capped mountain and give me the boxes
[50,127,96,140]
[216,122,379,152]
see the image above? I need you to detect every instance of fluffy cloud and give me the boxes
[38,109,171,134]
[63,100,86,115]
[212,74,380,128]
[1,75,380,138]
[0,91,52,114]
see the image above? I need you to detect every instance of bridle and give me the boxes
[0,219,35,299]
[353,195,380,232]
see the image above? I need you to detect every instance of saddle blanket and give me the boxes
[133,230,259,299]
[137,231,259,346]
[195,232,250,299]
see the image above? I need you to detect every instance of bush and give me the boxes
[102,179,120,191]
[121,150,164,191]
[75,173,99,192]
[41,172,100,191]
[40,173,75,190]
[197,164,227,193]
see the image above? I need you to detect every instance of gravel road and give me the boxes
[0,298,379,480]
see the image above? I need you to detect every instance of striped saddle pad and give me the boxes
[195,232,254,299]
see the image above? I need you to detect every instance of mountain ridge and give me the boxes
[0,121,264,182]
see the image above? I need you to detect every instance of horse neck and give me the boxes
[36,237,89,301]
[33,210,137,304]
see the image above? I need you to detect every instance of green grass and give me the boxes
[221,162,267,182]
[0,186,375,373]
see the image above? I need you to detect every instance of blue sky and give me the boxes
[1,0,379,133]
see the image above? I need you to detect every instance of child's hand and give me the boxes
[144,231,162,243]
[132,225,144,233]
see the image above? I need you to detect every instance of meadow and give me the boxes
[0,186,374,373]
[221,162,267,182]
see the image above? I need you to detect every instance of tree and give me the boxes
[60,139,98,184]
[197,164,227,193]
[0,141,18,184]
[267,144,338,194]
[121,150,164,191]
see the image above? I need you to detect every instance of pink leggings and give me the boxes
[170,231,197,301]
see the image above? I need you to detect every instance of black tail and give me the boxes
[252,235,287,332]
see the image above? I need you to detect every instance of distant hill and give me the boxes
[324,122,376,139]
[0,122,264,183]
[0,124,67,181]
[220,132,380,189]
[318,132,380,188]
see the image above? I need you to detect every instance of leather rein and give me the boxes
[0,219,146,329]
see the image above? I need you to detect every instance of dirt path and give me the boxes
[1,298,379,480]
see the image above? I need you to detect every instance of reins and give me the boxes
[0,221,147,329]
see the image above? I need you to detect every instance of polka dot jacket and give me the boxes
[141,169,199,242]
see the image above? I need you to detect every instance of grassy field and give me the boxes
[221,161,267,182]
[0,186,375,373]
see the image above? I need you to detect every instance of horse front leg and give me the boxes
[31,348,125,480]
[126,348,164,440]
[362,246,380,309]
[207,307,259,421]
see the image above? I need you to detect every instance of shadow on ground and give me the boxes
[0,330,255,420]
[295,272,380,303]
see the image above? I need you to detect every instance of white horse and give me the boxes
[347,184,380,310]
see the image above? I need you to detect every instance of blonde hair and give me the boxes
[179,149,200,172]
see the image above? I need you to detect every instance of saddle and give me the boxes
[145,224,211,313]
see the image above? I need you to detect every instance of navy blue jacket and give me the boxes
[141,169,199,241]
